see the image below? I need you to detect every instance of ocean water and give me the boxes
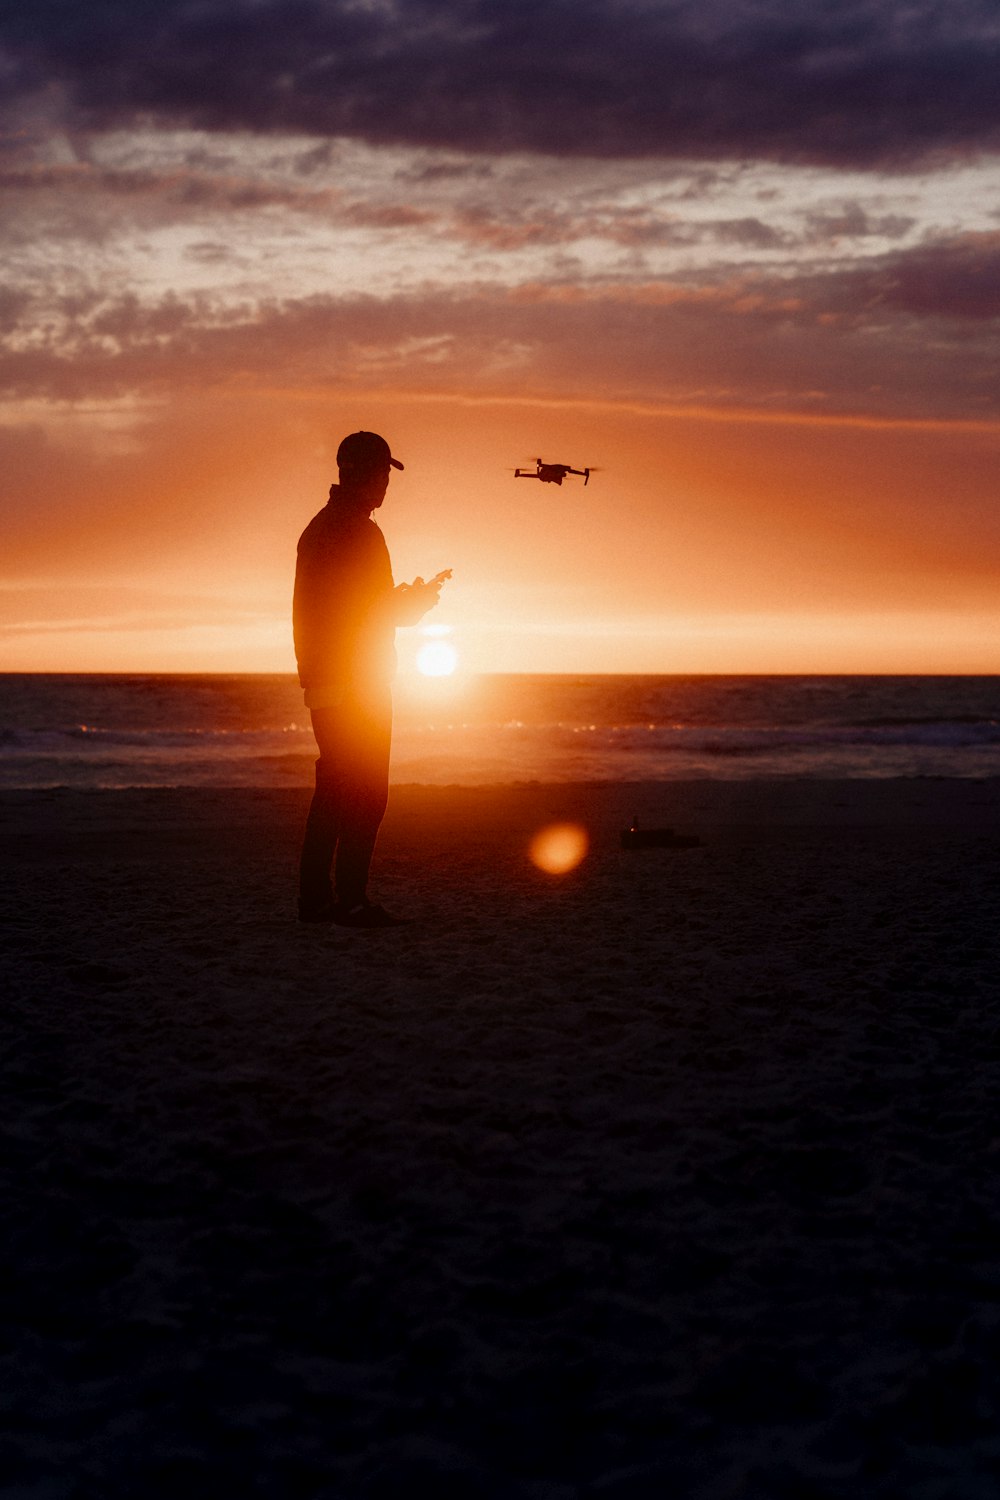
[2,673,1000,790]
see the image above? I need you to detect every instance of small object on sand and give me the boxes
[621,817,701,850]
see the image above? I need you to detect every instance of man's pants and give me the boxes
[298,690,392,909]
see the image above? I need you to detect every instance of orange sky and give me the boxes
[4,388,998,674]
[2,8,1000,673]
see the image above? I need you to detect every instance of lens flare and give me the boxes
[416,640,458,677]
[528,822,589,875]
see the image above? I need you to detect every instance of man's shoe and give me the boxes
[332,900,412,928]
[298,896,337,923]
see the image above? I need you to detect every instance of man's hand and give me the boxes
[394,568,452,625]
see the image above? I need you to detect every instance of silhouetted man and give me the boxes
[294,431,448,926]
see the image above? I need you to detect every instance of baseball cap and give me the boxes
[336,430,404,474]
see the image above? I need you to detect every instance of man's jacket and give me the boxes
[293,494,397,696]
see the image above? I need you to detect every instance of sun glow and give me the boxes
[414,621,459,678]
[416,639,458,677]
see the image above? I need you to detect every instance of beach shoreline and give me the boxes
[4,778,1000,1495]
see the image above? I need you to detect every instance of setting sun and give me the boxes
[529,822,590,875]
[416,640,458,677]
[414,623,459,677]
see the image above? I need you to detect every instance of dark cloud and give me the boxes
[707,218,791,250]
[395,159,495,186]
[0,159,421,220]
[860,232,1000,318]
[3,1,1000,168]
[0,285,32,325]
[3,232,999,420]
[0,161,337,211]
[446,204,794,252]
[805,204,917,244]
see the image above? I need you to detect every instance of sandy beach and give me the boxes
[3,778,1000,1497]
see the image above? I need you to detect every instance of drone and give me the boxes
[514,459,592,486]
